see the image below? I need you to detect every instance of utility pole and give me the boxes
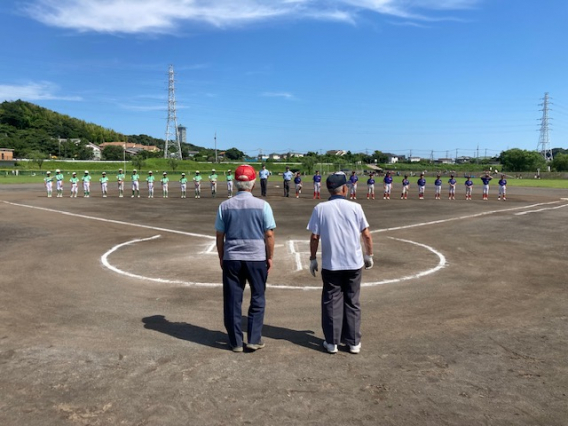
[164,64,182,159]
[214,132,218,163]
[537,92,553,161]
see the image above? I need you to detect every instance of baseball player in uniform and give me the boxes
[401,175,409,199]
[226,169,234,198]
[55,169,64,198]
[146,171,155,198]
[179,173,188,198]
[117,169,125,197]
[161,172,169,198]
[209,169,218,198]
[480,173,492,200]
[448,175,457,200]
[100,172,109,197]
[69,172,79,197]
[417,174,426,200]
[465,176,473,200]
[313,170,322,199]
[44,171,53,197]
[82,171,91,197]
[366,173,376,200]
[349,171,358,200]
[131,169,141,198]
[294,172,302,198]
[193,171,202,198]
[258,165,270,197]
[498,175,507,200]
[434,175,442,200]
[383,171,393,200]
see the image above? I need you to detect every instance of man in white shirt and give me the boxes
[307,172,374,355]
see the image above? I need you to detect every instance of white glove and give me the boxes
[309,258,318,277]
[364,254,374,270]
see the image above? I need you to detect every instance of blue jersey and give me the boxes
[481,176,492,185]
[294,176,302,184]
[448,178,457,186]
[435,179,442,186]
[465,180,473,187]
[349,175,358,184]
[383,176,393,184]
[259,169,270,179]
[313,174,322,183]
[417,178,426,186]
[402,179,409,187]
[367,178,375,185]
[283,171,293,181]
[499,179,507,186]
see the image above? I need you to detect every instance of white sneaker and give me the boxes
[349,343,361,354]
[322,341,338,354]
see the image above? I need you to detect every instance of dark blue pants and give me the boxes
[321,268,362,346]
[283,180,290,197]
[223,260,267,348]
[260,178,267,196]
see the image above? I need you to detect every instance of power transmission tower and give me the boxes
[164,64,182,159]
[537,92,553,161]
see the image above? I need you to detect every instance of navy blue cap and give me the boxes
[326,172,347,190]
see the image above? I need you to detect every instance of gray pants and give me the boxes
[321,268,362,346]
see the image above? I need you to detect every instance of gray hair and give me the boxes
[328,184,345,195]
[236,179,256,191]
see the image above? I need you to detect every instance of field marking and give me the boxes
[371,201,565,234]
[2,201,215,240]
[101,235,446,290]
[514,204,568,216]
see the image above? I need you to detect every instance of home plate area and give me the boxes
[101,233,445,289]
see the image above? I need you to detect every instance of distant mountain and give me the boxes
[0,100,204,158]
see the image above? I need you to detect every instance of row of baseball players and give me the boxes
[43,168,236,199]
[43,168,508,201]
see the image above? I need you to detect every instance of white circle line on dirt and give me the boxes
[2,201,215,240]
[101,235,446,290]
[371,201,564,234]
[514,204,568,216]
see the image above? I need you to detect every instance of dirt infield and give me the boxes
[1,182,567,426]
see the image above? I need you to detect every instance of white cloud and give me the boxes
[22,0,481,34]
[261,92,295,100]
[0,82,82,101]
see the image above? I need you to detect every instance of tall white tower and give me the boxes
[164,65,182,159]
[537,92,553,161]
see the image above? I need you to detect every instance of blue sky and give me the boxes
[0,0,566,158]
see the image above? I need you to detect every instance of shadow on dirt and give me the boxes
[142,315,321,352]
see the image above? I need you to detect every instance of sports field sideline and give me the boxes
[1,183,567,425]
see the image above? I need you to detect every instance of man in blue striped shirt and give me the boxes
[215,165,276,352]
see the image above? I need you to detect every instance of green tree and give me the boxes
[225,147,245,161]
[131,155,146,171]
[551,153,568,172]
[499,149,546,172]
[28,150,48,170]
[300,156,316,174]
[167,157,179,171]
[102,145,126,161]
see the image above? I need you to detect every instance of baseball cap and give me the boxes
[102,171,106,174]
[46,171,51,174]
[181,173,186,176]
[326,172,347,190]
[235,165,256,182]
[149,171,153,174]
[56,169,60,173]
[84,170,89,174]
[163,172,167,175]
[195,170,200,174]
[72,172,76,175]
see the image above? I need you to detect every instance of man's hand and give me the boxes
[364,254,374,269]
[309,258,318,277]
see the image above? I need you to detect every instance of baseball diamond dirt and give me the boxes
[0,181,567,426]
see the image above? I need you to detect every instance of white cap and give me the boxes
[84,170,89,174]
[46,171,51,174]
[148,171,153,173]
[163,171,167,175]
[56,169,60,173]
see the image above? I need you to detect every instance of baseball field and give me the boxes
[1,181,567,425]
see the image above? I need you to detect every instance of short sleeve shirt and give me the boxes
[307,197,369,271]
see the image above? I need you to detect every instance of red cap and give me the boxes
[235,165,256,182]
